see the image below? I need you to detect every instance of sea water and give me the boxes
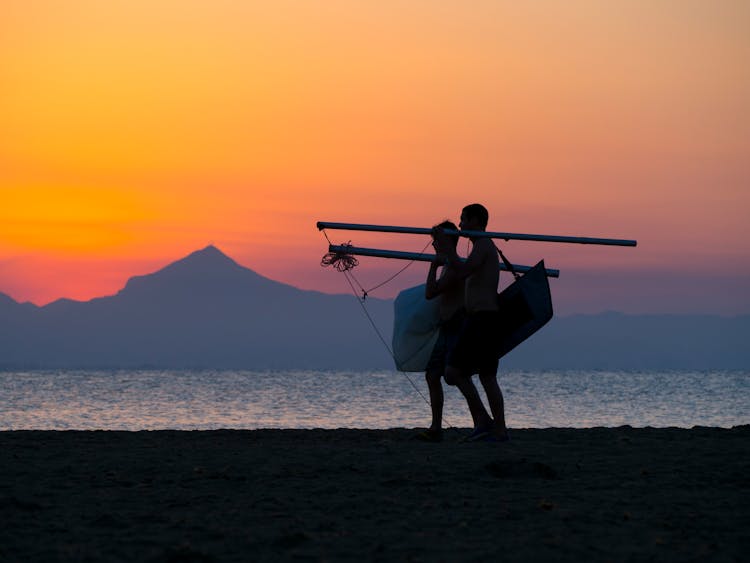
[0,369,748,430]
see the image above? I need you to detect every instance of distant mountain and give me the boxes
[0,246,394,370]
[0,246,747,370]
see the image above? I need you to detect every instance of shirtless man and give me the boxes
[417,221,465,442]
[432,203,509,442]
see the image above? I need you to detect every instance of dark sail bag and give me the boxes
[495,260,553,359]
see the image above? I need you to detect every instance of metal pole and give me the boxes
[318,221,637,247]
[328,244,560,278]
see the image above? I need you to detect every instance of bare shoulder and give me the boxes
[471,237,496,256]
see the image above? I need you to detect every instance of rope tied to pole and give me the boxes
[320,229,431,300]
[321,242,359,272]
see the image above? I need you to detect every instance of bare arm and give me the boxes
[425,261,461,300]
[425,262,440,300]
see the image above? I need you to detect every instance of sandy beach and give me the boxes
[1,426,747,562]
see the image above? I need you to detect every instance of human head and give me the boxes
[460,203,489,231]
[433,220,459,248]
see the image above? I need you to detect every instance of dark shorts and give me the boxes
[425,311,465,374]
[447,311,500,375]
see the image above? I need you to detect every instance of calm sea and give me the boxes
[1,370,748,431]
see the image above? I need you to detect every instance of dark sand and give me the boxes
[1,427,748,562]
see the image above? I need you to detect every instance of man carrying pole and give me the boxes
[432,203,509,442]
[318,210,634,439]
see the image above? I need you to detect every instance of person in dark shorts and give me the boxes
[447,311,499,377]
[433,203,509,442]
[417,221,464,442]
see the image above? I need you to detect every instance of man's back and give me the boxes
[465,238,499,313]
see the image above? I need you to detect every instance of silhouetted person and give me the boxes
[417,221,465,442]
[432,203,508,442]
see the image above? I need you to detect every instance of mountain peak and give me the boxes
[184,244,237,264]
[158,244,246,276]
[151,244,247,279]
[117,244,276,298]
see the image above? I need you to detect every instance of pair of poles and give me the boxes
[318,221,637,279]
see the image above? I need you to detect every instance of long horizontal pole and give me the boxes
[328,244,560,278]
[318,221,637,247]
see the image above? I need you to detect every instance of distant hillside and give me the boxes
[0,246,393,370]
[501,312,750,370]
[0,246,747,370]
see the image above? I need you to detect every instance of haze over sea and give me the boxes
[2,369,747,431]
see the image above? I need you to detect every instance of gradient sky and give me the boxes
[1,1,748,315]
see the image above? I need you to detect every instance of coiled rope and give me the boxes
[320,242,359,272]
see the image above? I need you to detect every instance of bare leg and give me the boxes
[445,365,492,430]
[425,369,444,432]
[479,369,508,437]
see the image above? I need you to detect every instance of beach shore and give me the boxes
[1,427,747,562]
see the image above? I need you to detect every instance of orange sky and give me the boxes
[1,1,749,313]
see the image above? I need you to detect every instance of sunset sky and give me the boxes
[1,1,748,315]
